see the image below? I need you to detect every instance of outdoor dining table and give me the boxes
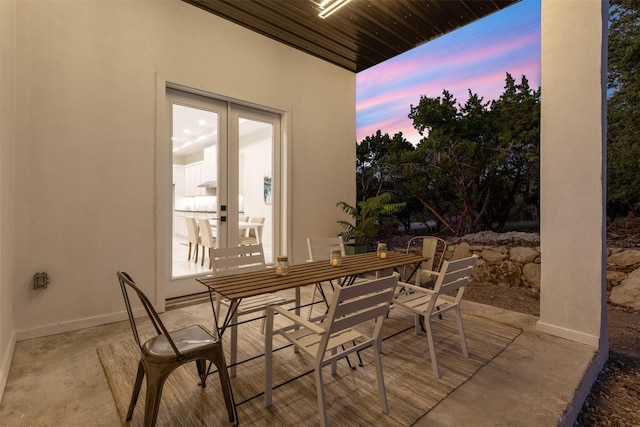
[196,250,428,338]
[195,250,427,417]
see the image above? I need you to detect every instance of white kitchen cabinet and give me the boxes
[203,145,217,183]
[173,211,188,239]
[173,165,186,199]
[184,162,205,196]
[184,164,194,197]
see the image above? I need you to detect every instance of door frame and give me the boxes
[156,82,289,304]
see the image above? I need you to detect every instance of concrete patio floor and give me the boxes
[0,295,600,426]
[415,301,600,427]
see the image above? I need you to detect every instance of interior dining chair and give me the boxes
[265,274,399,427]
[185,217,200,263]
[392,255,478,378]
[402,236,448,285]
[211,244,296,377]
[116,271,235,426]
[239,216,265,245]
[197,218,217,269]
[305,236,346,319]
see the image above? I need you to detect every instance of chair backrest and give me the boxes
[239,215,249,222]
[247,216,265,239]
[116,271,183,357]
[318,274,398,356]
[198,218,216,248]
[406,236,448,272]
[186,217,199,244]
[306,236,345,262]
[211,243,266,275]
[429,255,478,309]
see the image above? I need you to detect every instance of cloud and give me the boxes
[356,0,541,145]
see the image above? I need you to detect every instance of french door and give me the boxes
[166,88,281,298]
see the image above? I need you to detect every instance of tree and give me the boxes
[607,0,640,216]
[405,74,540,235]
[356,130,388,202]
[483,74,540,230]
[356,130,413,202]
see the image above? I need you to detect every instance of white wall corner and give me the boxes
[0,330,16,404]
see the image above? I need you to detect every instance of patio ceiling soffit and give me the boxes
[182,0,520,73]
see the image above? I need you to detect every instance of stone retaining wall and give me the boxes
[606,248,640,310]
[444,238,640,310]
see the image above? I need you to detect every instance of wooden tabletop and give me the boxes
[196,251,426,300]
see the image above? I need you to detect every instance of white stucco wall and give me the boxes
[538,0,608,348]
[0,0,17,403]
[11,0,355,339]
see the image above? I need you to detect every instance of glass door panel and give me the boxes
[167,90,228,298]
[237,116,274,263]
[165,89,282,299]
[171,102,220,279]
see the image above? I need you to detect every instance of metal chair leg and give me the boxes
[126,361,145,421]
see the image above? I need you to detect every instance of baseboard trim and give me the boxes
[14,308,146,341]
[536,320,600,347]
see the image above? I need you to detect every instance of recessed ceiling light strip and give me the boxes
[318,0,351,19]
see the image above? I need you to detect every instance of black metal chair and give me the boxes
[116,271,235,426]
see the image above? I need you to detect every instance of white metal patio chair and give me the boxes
[393,255,478,378]
[211,243,295,377]
[265,274,399,427]
[402,236,448,285]
[305,236,346,319]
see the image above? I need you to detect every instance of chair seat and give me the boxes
[227,294,294,316]
[143,324,219,360]
[283,326,362,358]
[393,291,455,314]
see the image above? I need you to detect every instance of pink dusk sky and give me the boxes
[356,0,541,145]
